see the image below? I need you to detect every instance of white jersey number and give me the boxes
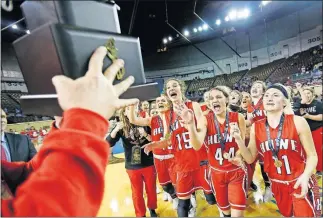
[176,132,193,150]
[274,155,291,175]
[214,147,235,165]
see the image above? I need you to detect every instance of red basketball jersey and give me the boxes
[170,101,200,172]
[255,114,306,181]
[139,110,148,118]
[201,104,208,112]
[151,114,170,155]
[247,98,266,123]
[204,111,240,171]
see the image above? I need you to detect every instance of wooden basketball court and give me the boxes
[97,154,322,217]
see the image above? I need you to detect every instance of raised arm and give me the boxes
[234,123,258,164]
[128,104,152,126]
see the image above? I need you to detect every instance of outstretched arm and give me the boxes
[128,104,152,126]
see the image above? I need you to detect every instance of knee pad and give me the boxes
[204,192,217,205]
[177,199,191,217]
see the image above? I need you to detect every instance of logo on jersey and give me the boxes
[170,120,181,131]
[304,106,317,113]
[153,127,162,136]
[259,139,298,153]
[206,133,234,146]
[252,110,267,118]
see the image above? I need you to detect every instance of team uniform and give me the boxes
[254,114,321,217]
[139,110,149,118]
[201,104,208,112]
[247,98,266,124]
[150,112,176,186]
[204,111,247,211]
[298,99,323,172]
[170,101,212,198]
[247,97,270,188]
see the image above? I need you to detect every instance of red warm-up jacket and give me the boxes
[1,108,110,216]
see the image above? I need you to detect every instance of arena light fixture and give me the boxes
[26,30,30,34]
[228,10,237,20]
[262,1,271,6]
[202,24,209,30]
[215,19,221,25]
[163,38,168,44]
[243,9,250,18]
[11,24,18,29]
[225,16,230,22]
[184,30,190,36]
[168,36,172,41]
[198,26,203,32]
[193,28,198,33]
[237,9,250,19]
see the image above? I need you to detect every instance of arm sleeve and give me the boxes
[106,130,121,147]
[316,101,323,114]
[1,108,110,217]
[27,136,37,161]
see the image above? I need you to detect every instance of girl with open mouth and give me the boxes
[176,86,248,217]
[142,79,219,217]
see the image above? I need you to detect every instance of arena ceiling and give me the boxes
[1,0,319,56]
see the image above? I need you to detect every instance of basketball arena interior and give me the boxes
[1,0,322,217]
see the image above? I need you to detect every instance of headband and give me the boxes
[267,85,289,99]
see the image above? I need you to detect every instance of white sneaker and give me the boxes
[190,194,197,208]
[163,191,168,201]
[216,205,224,217]
[156,186,161,194]
[188,207,196,217]
[167,193,173,202]
[172,197,179,210]
[253,190,264,205]
[263,187,273,202]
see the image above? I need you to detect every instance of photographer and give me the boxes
[107,107,157,217]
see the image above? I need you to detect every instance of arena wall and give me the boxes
[145,4,322,79]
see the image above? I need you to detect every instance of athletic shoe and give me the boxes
[149,209,158,217]
[172,197,179,210]
[263,186,273,202]
[188,207,196,217]
[190,194,197,208]
[163,191,168,201]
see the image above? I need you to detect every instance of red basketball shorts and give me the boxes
[176,165,212,198]
[153,155,176,186]
[270,174,321,217]
[210,167,247,211]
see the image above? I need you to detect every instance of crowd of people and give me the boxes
[1,46,322,217]
[106,75,322,216]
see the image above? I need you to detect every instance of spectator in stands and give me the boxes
[1,109,37,163]
[296,86,323,174]
[1,47,138,216]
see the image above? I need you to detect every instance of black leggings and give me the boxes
[260,162,270,188]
